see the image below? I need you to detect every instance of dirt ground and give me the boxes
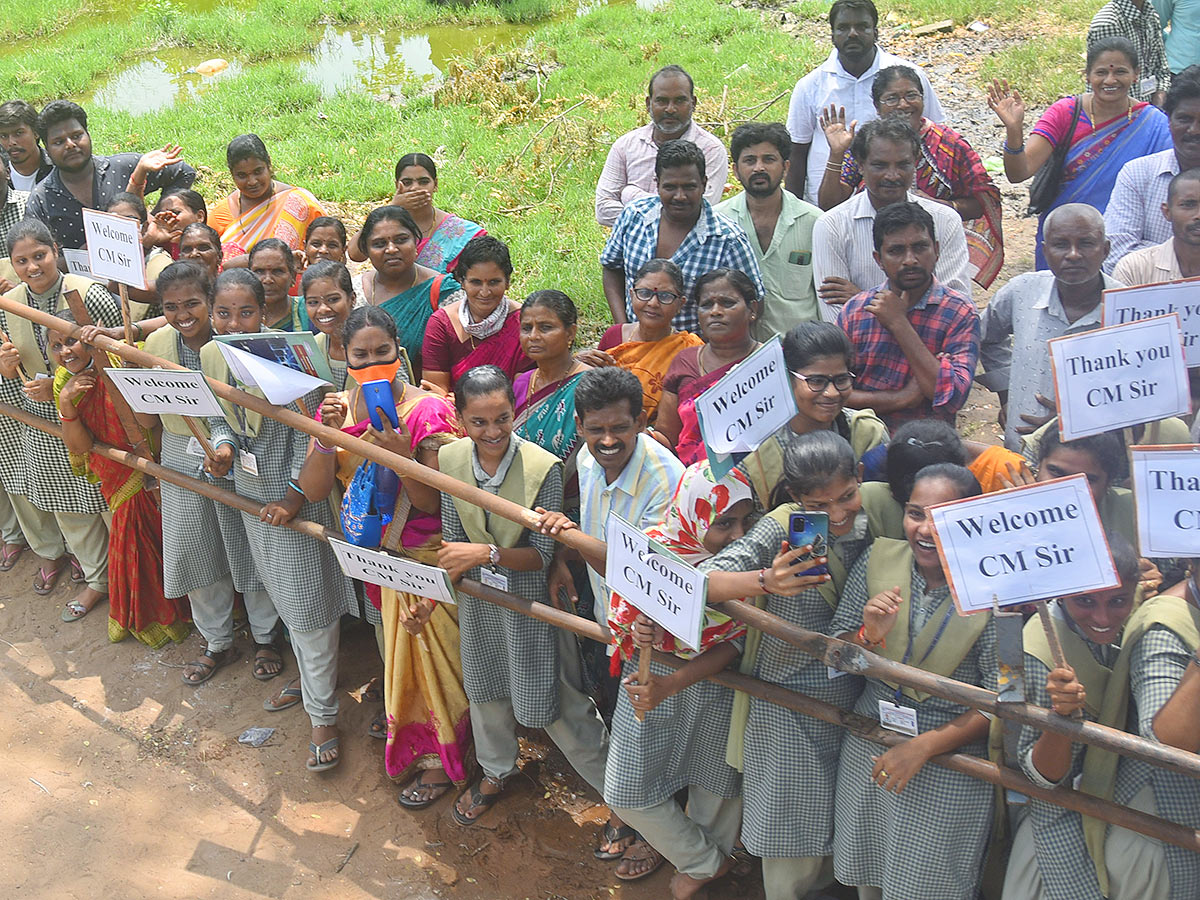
[0,13,1052,900]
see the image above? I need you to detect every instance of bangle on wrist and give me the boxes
[857,623,885,649]
[1002,140,1025,154]
[60,411,78,422]
[758,568,766,591]
[313,438,335,454]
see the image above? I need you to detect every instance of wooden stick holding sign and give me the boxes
[1034,598,1084,720]
[635,644,652,722]
[0,326,32,382]
[117,283,134,348]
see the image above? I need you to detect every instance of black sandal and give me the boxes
[253,641,284,681]
[398,771,454,810]
[594,821,639,859]
[181,647,241,685]
[367,711,387,740]
[450,774,505,826]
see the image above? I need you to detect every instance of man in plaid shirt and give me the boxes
[838,200,979,431]
[600,139,763,334]
[1088,0,1171,104]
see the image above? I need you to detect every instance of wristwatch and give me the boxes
[488,544,501,566]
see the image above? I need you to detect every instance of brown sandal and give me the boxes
[615,839,665,882]
[451,774,505,826]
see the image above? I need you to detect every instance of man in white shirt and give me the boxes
[1113,168,1200,285]
[595,65,728,227]
[812,118,970,322]
[784,0,943,206]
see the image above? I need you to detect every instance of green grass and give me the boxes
[83,0,814,329]
[979,34,1086,107]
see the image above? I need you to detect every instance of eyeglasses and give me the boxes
[790,371,856,392]
[879,91,922,107]
[633,287,682,304]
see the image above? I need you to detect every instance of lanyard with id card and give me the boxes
[878,602,955,736]
[480,567,509,592]
[228,376,260,478]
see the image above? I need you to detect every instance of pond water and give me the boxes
[79,0,661,116]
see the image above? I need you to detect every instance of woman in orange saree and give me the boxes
[50,321,190,647]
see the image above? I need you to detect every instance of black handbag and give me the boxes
[1026,95,1083,217]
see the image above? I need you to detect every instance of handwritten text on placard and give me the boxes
[930,474,1119,614]
[328,538,456,605]
[81,208,147,290]
[605,514,708,651]
[694,337,797,455]
[1049,314,1191,441]
[1130,445,1200,557]
[103,367,223,417]
[1104,279,1200,367]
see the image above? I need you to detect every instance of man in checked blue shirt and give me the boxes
[600,139,764,334]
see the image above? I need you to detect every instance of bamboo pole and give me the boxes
[456,578,1200,856]
[6,395,1200,850]
[3,299,1200,781]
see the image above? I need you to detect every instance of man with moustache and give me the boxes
[979,204,1124,450]
[1105,66,1200,269]
[0,100,52,192]
[813,117,970,322]
[595,65,729,228]
[600,139,762,334]
[1114,167,1200,283]
[838,200,978,430]
[784,0,942,205]
[715,122,823,338]
[24,100,195,250]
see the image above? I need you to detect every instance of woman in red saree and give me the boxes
[655,269,762,466]
[50,321,190,647]
[420,236,531,396]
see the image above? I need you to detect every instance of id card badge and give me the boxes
[239,451,259,477]
[185,436,206,457]
[1140,76,1157,96]
[879,699,919,736]
[480,567,509,592]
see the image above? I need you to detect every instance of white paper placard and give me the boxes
[605,514,708,651]
[216,341,328,406]
[103,367,223,417]
[929,474,1119,614]
[328,538,456,605]
[81,208,146,290]
[1130,444,1200,557]
[1049,314,1191,440]
[1103,278,1200,367]
[694,337,797,455]
[61,248,97,280]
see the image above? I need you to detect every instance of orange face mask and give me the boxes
[347,357,402,386]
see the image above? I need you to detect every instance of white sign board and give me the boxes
[605,514,708,651]
[1049,314,1191,441]
[1103,278,1200,368]
[1130,444,1200,557]
[929,474,1119,614]
[81,208,146,290]
[328,538,456,605]
[216,341,328,406]
[61,248,96,280]
[103,367,222,417]
[694,337,797,455]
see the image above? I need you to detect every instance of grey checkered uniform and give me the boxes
[830,549,998,900]
[207,389,353,632]
[0,374,26,494]
[0,282,120,513]
[1121,625,1200,900]
[442,462,564,728]
[604,652,742,809]
[701,514,868,857]
[1015,644,1114,900]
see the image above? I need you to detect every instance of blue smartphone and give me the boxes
[788,511,830,577]
[362,380,399,431]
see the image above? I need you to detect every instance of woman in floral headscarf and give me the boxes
[600,461,757,890]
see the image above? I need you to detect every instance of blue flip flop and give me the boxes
[263,681,303,712]
[307,736,340,772]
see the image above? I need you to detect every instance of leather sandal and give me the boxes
[451,774,505,826]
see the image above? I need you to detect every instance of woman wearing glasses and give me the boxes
[579,259,702,423]
[817,65,1004,289]
[653,268,760,465]
[740,321,887,507]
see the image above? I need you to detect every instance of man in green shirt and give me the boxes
[715,123,824,339]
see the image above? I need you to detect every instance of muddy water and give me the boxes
[78,0,660,116]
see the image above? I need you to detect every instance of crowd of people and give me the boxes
[0,0,1199,897]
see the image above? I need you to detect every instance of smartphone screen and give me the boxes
[788,511,830,577]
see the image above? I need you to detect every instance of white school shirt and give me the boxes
[786,48,944,205]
